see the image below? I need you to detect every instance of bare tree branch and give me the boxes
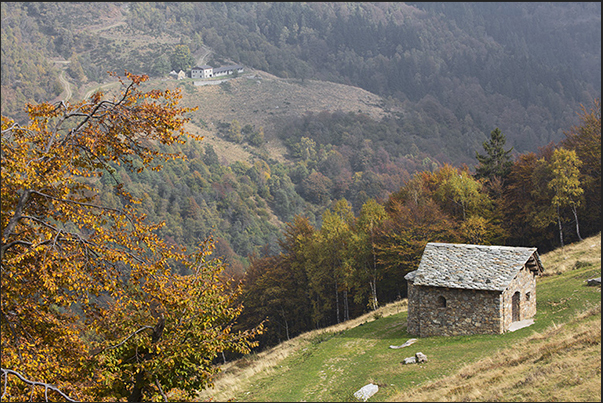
[29,190,126,214]
[155,376,168,402]
[92,325,154,357]
[0,368,79,402]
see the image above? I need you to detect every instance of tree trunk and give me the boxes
[127,318,165,402]
[280,307,290,340]
[557,206,564,249]
[343,289,349,322]
[370,233,379,310]
[335,278,340,324]
[571,205,583,241]
[369,279,378,311]
[128,371,146,402]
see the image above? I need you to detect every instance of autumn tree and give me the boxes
[318,199,355,323]
[352,199,387,310]
[432,165,490,222]
[560,98,601,238]
[501,145,558,249]
[237,216,314,347]
[1,72,261,402]
[376,173,459,300]
[548,148,584,244]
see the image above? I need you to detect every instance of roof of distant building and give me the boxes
[212,65,243,74]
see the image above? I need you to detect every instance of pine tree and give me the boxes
[475,128,514,180]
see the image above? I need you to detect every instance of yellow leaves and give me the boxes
[0,71,267,401]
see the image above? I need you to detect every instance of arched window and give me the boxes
[437,295,447,308]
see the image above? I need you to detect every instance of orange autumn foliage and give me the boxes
[1,72,261,402]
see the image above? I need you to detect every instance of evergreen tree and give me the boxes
[474,128,514,180]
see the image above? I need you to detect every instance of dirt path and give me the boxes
[58,70,72,101]
[195,46,212,67]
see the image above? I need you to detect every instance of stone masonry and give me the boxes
[405,242,543,337]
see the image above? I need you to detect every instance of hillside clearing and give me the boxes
[195,233,601,402]
[153,71,393,164]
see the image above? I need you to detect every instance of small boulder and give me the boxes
[402,356,416,364]
[415,352,428,363]
[587,277,601,286]
[354,383,379,401]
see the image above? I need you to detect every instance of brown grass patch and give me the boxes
[172,69,393,163]
[540,232,601,277]
[388,305,601,402]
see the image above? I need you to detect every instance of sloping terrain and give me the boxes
[196,233,601,402]
[142,71,393,164]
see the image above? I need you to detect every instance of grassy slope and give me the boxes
[196,233,601,402]
[75,70,392,166]
[159,71,392,165]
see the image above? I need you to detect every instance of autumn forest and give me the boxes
[1,2,601,402]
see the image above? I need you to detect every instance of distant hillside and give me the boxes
[196,233,601,402]
[167,70,392,164]
[1,1,600,271]
[2,2,600,158]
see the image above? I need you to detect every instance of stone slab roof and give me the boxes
[404,242,544,291]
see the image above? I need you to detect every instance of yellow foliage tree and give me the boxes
[1,72,261,402]
[548,147,584,246]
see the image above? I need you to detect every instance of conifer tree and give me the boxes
[474,128,514,181]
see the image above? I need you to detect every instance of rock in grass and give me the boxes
[389,338,417,349]
[354,383,379,401]
[402,356,416,364]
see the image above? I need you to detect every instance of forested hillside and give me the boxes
[1,0,601,355]
[2,3,600,151]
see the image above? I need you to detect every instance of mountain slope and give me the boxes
[196,233,601,402]
[167,70,392,164]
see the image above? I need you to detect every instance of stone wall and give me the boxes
[407,285,503,337]
[501,266,537,330]
[406,281,420,336]
[406,264,538,337]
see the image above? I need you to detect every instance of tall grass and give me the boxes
[391,305,601,402]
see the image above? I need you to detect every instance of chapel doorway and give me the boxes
[512,291,521,322]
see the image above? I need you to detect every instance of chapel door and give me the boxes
[512,291,521,322]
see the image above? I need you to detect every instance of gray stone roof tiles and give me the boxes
[405,242,543,291]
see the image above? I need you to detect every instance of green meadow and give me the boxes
[197,233,601,402]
